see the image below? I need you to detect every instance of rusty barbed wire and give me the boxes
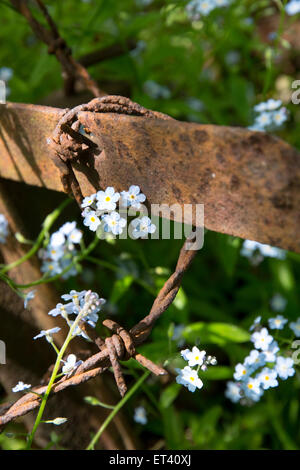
[0,232,198,428]
[47,95,172,205]
[10,0,104,97]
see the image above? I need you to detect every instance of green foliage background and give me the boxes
[0,0,300,450]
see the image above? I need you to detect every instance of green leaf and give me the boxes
[183,322,250,346]
[109,275,134,304]
[161,405,185,449]
[160,383,181,409]
[199,366,233,380]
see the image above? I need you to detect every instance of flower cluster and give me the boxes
[39,221,82,279]
[186,0,231,20]
[285,0,300,15]
[241,239,286,265]
[81,185,156,239]
[225,318,296,405]
[249,99,288,132]
[15,292,106,397]
[0,214,9,244]
[176,345,217,392]
[48,289,105,334]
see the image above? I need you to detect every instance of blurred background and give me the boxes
[0,0,300,450]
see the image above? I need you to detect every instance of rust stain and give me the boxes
[0,102,300,253]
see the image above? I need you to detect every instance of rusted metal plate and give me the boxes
[78,112,300,253]
[0,102,300,252]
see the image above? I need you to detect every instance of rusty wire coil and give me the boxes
[0,232,198,428]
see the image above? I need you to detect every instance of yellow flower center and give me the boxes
[105,196,111,202]
[265,376,269,381]
[248,384,253,389]
[195,356,199,360]
[190,377,195,381]
[90,217,95,222]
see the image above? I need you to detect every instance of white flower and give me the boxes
[81,194,97,209]
[251,327,273,351]
[242,377,262,401]
[233,363,251,381]
[134,406,147,425]
[120,185,146,209]
[257,367,278,390]
[83,211,101,232]
[276,357,295,380]
[289,318,300,337]
[24,290,36,309]
[46,245,65,261]
[285,0,300,15]
[242,240,286,263]
[181,346,206,367]
[59,221,76,236]
[48,302,74,318]
[263,341,280,362]
[225,381,241,403]
[176,366,203,392]
[33,327,61,342]
[68,228,82,245]
[270,293,287,312]
[40,222,81,280]
[12,381,31,393]
[254,99,282,112]
[96,187,120,211]
[50,231,65,247]
[268,315,288,330]
[102,211,126,235]
[61,290,87,303]
[244,350,266,369]
[70,321,91,340]
[272,107,288,126]
[131,216,156,239]
[40,260,61,275]
[255,112,272,128]
[62,354,81,375]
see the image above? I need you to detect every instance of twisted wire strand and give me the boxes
[0,232,198,428]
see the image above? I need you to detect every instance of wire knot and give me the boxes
[101,319,167,397]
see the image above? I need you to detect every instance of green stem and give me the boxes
[26,311,85,449]
[86,370,150,450]
[263,0,287,96]
[0,198,71,275]
[1,236,100,290]
[86,256,156,296]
